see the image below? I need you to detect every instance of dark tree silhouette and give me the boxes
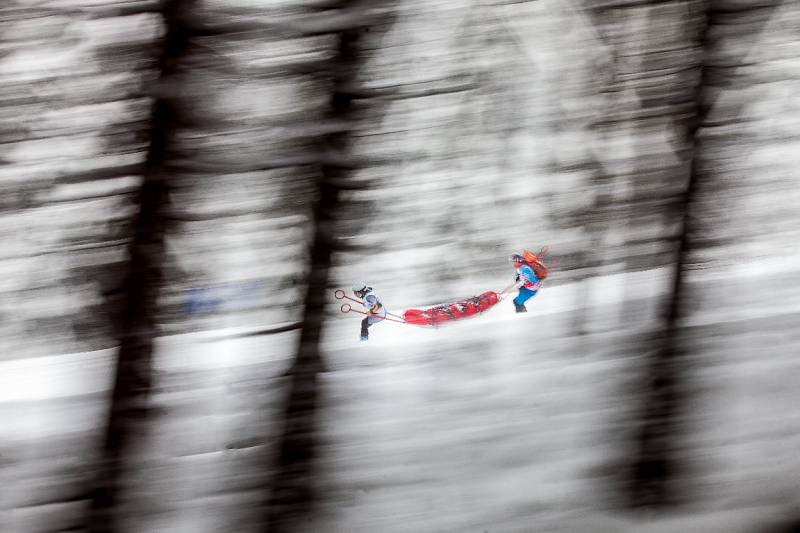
[263,4,397,529]
[625,0,787,510]
[263,17,363,533]
[89,2,191,531]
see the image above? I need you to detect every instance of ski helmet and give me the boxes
[352,281,368,294]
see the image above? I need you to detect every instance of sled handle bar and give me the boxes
[334,289,405,320]
[335,289,367,306]
[334,289,352,301]
[339,303,407,324]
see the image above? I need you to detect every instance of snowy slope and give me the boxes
[3,267,799,532]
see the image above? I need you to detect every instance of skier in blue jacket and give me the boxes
[510,253,540,313]
[352,282,387,340]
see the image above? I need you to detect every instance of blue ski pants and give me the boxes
[513,287,538,306]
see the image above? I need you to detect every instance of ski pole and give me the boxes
[333,289,405,320]
[339,303,407,324]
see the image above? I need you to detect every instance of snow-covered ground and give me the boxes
[4,266,799,532]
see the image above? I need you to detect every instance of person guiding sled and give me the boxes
[352,282,387,341]
[510,249,548,313]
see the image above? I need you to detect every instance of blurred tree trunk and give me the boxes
[264,5,380,531]
[623,0,787,510]
[622,1,708,510]
[89,1,188,530]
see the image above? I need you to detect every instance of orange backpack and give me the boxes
[522,249,549,281]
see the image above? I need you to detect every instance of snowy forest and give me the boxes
[2,0,800,532]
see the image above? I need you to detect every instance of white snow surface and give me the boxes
[3,266,799,532]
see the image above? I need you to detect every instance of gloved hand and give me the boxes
[515,274,521,283]
[370,302,382,314]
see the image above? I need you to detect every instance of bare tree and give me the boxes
[264,4,394,529]
[89,2,189,530]
[624,0,787,510]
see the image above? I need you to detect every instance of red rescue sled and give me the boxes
[402,290,500,326]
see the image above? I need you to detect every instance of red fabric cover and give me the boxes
[403,291,500,326]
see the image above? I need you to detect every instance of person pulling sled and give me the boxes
[510,249,549,313]
[352,282,387,341]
